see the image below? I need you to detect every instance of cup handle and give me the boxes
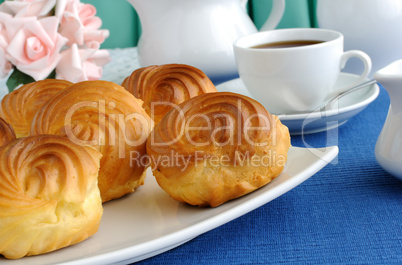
[259,0,285,31]
[331,50,372,97]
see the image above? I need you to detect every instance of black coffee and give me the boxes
[251,40,324,49]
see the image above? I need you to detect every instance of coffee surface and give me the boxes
[252,40,323,49]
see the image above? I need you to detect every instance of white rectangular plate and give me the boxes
[2,146,338,265]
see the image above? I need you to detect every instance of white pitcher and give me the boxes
[127,0,285,84]
[317,0,402,77]
[374,60,402,181]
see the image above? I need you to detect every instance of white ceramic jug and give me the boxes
[317,0,402,77]
[374,60,402,181]
[127,0,285,84]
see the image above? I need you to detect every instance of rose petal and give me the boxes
[0,2,29,16]
[5,17,34,40]
[7,29,31,64]
[79,4,97,20]
[82,15,101,29]
[59,16,83,46]
[0,48,12,78]
[83,60,102,81]
[26,36,46,60]
[88,49,111,66]
[55,0,68,18]
[1,0,56,17]
[56,44,85,82]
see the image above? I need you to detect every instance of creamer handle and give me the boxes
[259,0,285,31]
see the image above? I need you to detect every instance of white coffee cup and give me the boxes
[233,28,372,115]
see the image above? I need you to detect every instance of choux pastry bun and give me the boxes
[146,92,291,207]
[0,79,73,137]
[0,135,102,259]
[31,80,153,202]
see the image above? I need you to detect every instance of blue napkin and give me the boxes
[136,85,402,264]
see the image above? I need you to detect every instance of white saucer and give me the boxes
[216,73,380,135]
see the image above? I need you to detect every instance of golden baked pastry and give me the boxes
[31,80,153,202]
[0,79,73,138]
[0,135,102,259]
[146,92,291,207]
[0,117,16,146]
[121,64,217,124]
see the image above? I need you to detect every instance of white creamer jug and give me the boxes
[374,60,402,180]
[127,0,285,84]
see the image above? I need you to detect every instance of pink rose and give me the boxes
[56,43,110,82]
[6,16,68,80]
[0,0,56,18]
[58,0,109,47]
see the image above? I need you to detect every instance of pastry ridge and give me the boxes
[122,64,217,123]
[0,118,16,147]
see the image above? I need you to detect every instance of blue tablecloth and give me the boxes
[134,82,401,264]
